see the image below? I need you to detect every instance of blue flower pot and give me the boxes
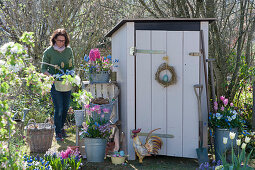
[84,138,107,162]
[90,71,110,84]
[214,128,238,161]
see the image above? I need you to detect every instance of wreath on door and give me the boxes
[155,63,177,88]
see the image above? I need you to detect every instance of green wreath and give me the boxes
[155,63,177,88]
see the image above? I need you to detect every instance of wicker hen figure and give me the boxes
[132,128,163,163]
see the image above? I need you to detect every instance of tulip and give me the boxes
[241,143,247,149]
[236,139,241,146]
[229,132,236,140]
[220,96,225,101]
[214,101,218,106]
[223,137,228,144]
[245,136,251,143]
[223,99,228,106]
[230,103,234,107]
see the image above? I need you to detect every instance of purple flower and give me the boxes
[220,106,224,111]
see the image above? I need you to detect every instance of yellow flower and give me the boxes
[229,132,236,140]
[245,136,251,143]
[223,137,228,144]
[236,139,241,146]
[241,143,247,149]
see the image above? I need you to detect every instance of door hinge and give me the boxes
[189,52,201,56]
[130,47,166,56]
[130,130,174,138]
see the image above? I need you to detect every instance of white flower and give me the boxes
[227,116,232,121]
[245,136,251,143]
[251,132,255,136]
[232,114,236,120]
[223,137,228,144]
[73,75,81,86]
[233,110,237,115]
[216,113,222,119]
[0,42,14,55]
[0,60,5,65]
[10,46,19,54]
[236,139,241,146]
[241,143,247,149]
[229,132,236,140]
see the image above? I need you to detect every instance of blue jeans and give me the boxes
[50,84,71,135]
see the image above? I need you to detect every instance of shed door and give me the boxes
[136,30,199,158]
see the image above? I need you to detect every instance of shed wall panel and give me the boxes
[182,31,200,158]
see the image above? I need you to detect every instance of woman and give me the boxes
[41,28,74,141]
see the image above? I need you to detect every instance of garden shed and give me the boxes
[106,18,216,160]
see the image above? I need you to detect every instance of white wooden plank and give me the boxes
[183,31,200,158]
[111,23,129,156]
[135,30,152,150]
[200,22,209,148]
[102,84,108,99]
[126,22,135,160]
[95,84,101,98]
[108,84,114,101]
[166,31,183,157]
[151,31,167,155]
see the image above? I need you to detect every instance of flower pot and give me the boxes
[84,138,107,162]
[74,110,84,127]
[54,80,72,92]
[111,156,126,165]
[89,71,110,84]
[214,128,238,161]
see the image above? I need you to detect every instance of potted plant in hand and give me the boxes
[209,96,243,161]
[79,104,112,162]
[81,48,113,83]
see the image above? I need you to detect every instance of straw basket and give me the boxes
[54,80,72,92]
[25,119,55,153]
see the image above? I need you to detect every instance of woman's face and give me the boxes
[55,35,65,48]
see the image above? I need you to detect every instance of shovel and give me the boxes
[194,84,209,164]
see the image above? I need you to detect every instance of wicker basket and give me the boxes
[25,119,55,153]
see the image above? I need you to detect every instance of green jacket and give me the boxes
[41,46,74,75]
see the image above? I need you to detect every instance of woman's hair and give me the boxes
[50,28,70,47]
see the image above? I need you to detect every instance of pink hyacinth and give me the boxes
[86,110,91,116]
[97,109,101,114]
[230,103,234,107]
[214,101,218,106]
[90,107,96,112]
[221,106,225,111]
[94,105,100,110]
[89,48,100,61]
[223,99,228,106]
[85,104,90,109]
[214,105,218,111]
[220,96,225,101]
[103,108,110,113]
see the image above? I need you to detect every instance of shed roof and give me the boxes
[105,18,217,37]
